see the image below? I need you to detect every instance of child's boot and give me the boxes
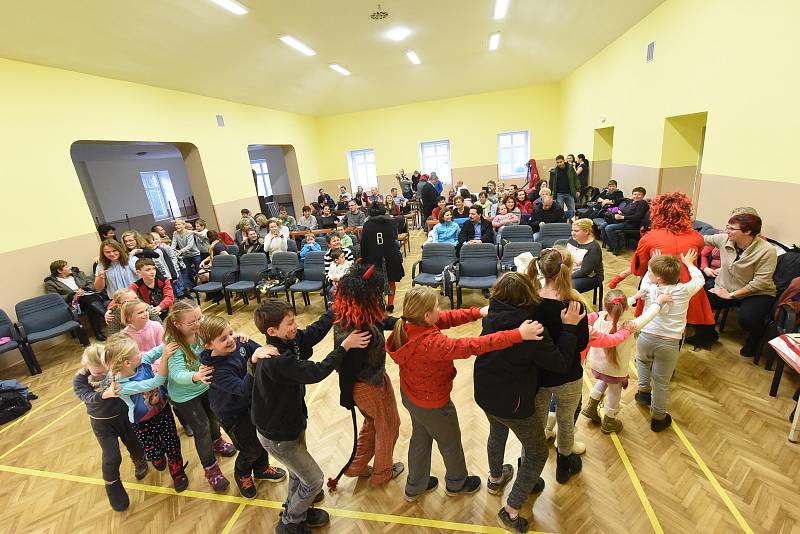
[581,397,601,423]
[204,461,230,491]
[213,436,237,457]
[601,415,623,434]
[133,455,149,480]
[169,459,189,492]
[105,479,129,512]
[555,452,582,484]
[544,411,557,440]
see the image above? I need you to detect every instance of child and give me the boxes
[72,345,148,511]
[198,316,287,499]
[142,233,172,280]
[145,301,237,491]
[581,289,672,433]
[122,299,164,352]
[336,225,353,249]
[299,232,321,261]
[492,202,520,230]
[326,249,352,287]
[106,288,162,336]
[251,300,371,532]
[103,333,188,491]
[385,286,544,502]
[131,258,174,319]
[635,249,704,431]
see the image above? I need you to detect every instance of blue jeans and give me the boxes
[603,222,627,250]
[556,193,576,219]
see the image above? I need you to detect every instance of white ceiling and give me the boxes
[1,0,664,115]
[70,142,182,161]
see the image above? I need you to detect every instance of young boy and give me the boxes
[279,207,298,232]
[251,300,370,533]
[299,232,321,261]
[131,258,174,319]
[635,249,704,431]
[335,225,353,249]
[142,234,172,281]
[198,317,286,498]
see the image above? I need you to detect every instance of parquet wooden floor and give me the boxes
[1,229,799,533]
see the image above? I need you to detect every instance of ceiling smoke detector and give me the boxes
[370,4,389,20]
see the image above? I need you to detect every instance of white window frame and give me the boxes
[419,139,452,183]
[347,148,377,191]
[140,170,179,221]
[497,130,530,178]
[250,158,273,197]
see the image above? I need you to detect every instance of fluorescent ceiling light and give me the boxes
[385,27,412,41]
[279,35,316,56]
[208,0,248,16]
[489,32,501,51]
[493,0,509,20]
[329,64,351,76]
[405,50,421,65]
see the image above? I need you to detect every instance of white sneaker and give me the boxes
[544,412,557,440]
[572,440,586,455]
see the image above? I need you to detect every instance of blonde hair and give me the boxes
[255,214,268,226]
[120,230,147,251]
[539,187,552,197]
[81,344,106,369]
[103,333,140,375]
[238,217,252,231]
[389,286,439,351]
[572,218,593,235]
[112,288,136,305]
[120,299,147,326]
[198,315,229,346]
[527,247,584,304]
[601,289,630,366]
[164,300,201,366]
[731,206,759,216]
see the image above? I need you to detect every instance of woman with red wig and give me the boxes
[626,192,716,347]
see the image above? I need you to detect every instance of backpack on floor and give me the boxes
[0,389,31,425]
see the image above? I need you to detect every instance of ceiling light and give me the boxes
[208,0,248,16]
[493,0,509,20]
[279,35,317,56]
[405,50,421,65]
[488,32,501,51]
[385,27,411,41]
[329,64,351,76]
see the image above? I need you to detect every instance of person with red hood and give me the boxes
[386,286,544,502]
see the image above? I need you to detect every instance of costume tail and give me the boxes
[326,408,358,491]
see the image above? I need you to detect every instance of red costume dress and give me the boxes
[630,228,715,325]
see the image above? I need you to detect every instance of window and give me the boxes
[497,130,530,178]
[419,140,451,183]
[347,149,377,191]
[140,170,179,220]
[250,158,273,197]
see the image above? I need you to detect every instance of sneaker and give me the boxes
[235,473,257,499]
[601,415,623,434]
[651,413,673,433]
[133,457,149,480]
[445,475,481,496]
[486,464,514,495]
[555,453,582,484]
[105,480,129,512]
[169,460,189,493]
[204,461,230,491]
[302,508,330,529]
[635,390,652,407]
[544,411,557,440]
[152,454,167,472]
[404,476,439,502]
[498,507,529,533]
[530,476,546,494]
[213,436,237,457]
[391,462,405,479]
[254,465,287,483]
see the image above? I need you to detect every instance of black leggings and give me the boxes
[707,291,776,345]
[171,392,222,468]
[90,415,145,482]
[220,411,269,477]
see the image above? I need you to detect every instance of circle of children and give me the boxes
[66,160,787,534]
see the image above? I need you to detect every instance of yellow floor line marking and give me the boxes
[0,464,554,534]
[0,402,83,461]
[220,502,247,534]
[582,374,664,534]
[671,422,753,534]
[0,386,73,435]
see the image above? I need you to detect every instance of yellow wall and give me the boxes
[561,0,800,183]
[660,112,706,168]
[316,84,563,179]
[0,58,320,253]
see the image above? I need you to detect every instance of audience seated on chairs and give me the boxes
[430,196,447,221]
[366,187,384,205]
[476,191,492,215]
[602,187,649,254]
[299,232,322,261]
[579,180,624,219]
[385,195,401,217]
[317,204,339,230]
[197,230,229,284]
[278,206,298,232]
[567,219,604,294]
[515,189,533,224]
[335,224,353,248]
[254,214,270,240]
[323,232,355,279]
[344,200,366,228]
[491,203,519,243]
[529,188,566,239]
[317,188,336,210]
[427,208,460,247]
[297,205,317,230]
[44,260,108,341]
[240,229,265,256]
[452,196,470,220]
[263,220,288,260]
[457,205,495,254]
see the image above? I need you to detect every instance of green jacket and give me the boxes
[549,165,580,196]
[44,268,94,303]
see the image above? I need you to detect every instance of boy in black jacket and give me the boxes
[198,316,287,499]
[251,299,370,533]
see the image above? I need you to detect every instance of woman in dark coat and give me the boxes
[360,203,405,312]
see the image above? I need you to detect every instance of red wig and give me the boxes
[649,192,693,234]
[332,264,386,329]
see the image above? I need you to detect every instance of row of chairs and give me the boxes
[1,294,90,375]
[496,223,573,248]
[228,232,361,257]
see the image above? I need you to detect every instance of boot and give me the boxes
[204,461,230,491]
[133,456,149,480]
[581,397,601,423]
[555,452,582,484]
[105,480,129,512]
[169,459,189,492]
[601,415,623,434]
[213,436,237,457]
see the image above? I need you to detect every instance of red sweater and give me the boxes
[385,308,523,409]
[130,277,174,311]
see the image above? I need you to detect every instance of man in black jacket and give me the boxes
[528,189,566,236]
[457,205,495,253]
[419,178,438,222]
[250,300,370,533]
[602,186,649,254]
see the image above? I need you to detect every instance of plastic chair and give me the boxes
[499,242,542,271]
[412,243,457,308]
[498,224,533,243]
[15,294,89,373]
[267,252,302,301]
[192,255,238,314]
[286,239,298,253]
[0,308,38,375]
[226,244,240,256]
[535,223,572,248]
[289,251,328,312]
[224,253,269,311]
[455,243,500,308]
[315,237,328,250]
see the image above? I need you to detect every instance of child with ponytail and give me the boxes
[386,286,544,502]
[580,289,672,433]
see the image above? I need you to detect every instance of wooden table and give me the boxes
[289,228,333,238]
[767,334,800,442]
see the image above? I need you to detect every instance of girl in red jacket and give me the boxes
[386,285,543,502]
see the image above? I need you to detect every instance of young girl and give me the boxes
[581,289,672,433]
[492,203,520,242]
[106,288,162,336]
[526,247,589,484]
[263,221,287,259]
[386,286,544,502]
[72,345,147,511]
[104,333,188,491]
[515,189,533,224]
[122,300,164,352]
[148,301,237,491]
